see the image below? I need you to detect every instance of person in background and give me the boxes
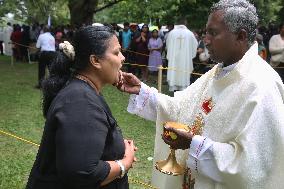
[157,25,165,42]
[164,23,174,46]
[10,24,23,61]
[55,26,63,50]
[197,34,210,63]
[134,24,150,82]
[111,23,120,37]
[35,25,56,89]
[119,22,132,73]
[256,33,267,60]
[29,24,40,62]
[162,23,175,72]
[269,22,284,81]
[26,26,137,189]
[166,20,198,91]
[21,25,31,62]
[30,24,39,43]
[128,23,140,75]
[148,29,163,75]
[0,27,4,55]
[3,22,13,56]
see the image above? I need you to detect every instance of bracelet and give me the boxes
[115,160,126,178]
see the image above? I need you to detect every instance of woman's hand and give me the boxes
[121,139,137,171]
[116,72,141,95]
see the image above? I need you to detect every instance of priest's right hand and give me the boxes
[116,72,141,95]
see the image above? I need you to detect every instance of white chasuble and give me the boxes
[128,43,284,189]
[166,25,198,92]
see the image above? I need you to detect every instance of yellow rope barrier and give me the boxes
[129,178,158,189]
[123,62,204,76]
[11,41,207,76]
[0,130,40,147]
[0,129,158,189]
[11,41,284,71]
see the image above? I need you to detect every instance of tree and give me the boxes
[68,0,123,25]
[0,0,124,25]
[252,0,283,24]
[95,0,283,29]
[68,0,98,25]
[1,0,283,27]
[95,0,218,29]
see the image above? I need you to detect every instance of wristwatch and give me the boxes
[115,160,126,178]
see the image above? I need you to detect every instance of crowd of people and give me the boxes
[0,23,75,61]
[0,18,283,90]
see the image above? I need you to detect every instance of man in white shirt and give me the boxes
[36,26,55,89]
[117,0,284,189]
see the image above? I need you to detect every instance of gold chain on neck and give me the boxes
[75,74,98,93]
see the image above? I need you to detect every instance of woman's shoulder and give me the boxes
[55,79,100,105]
[48,79,108,116]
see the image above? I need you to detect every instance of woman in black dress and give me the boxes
[26,26,136,189]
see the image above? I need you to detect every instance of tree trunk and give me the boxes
[68,0,99,26]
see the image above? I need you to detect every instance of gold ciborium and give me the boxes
[155,122,190,176]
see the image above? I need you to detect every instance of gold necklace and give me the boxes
[75,74,99,93]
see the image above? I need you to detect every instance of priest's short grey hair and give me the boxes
[211,0,258,46]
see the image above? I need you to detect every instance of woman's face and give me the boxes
[142,25,148,32]
[99,35,125,84]
[152,30,158,38]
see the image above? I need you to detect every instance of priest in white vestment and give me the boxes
[3,22,13,56]
[166,25,198,91]
[117,1,284,189]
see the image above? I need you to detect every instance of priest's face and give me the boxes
[205,11,240,64]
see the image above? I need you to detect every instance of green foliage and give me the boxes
[0,0,69,25]
[0,0,283,26]
[25,0,69,25]
[96,0,283,29]
[252,0,283,24]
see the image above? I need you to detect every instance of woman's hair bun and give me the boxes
[59,41,75,61]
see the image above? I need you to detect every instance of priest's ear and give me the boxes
[236,29,248,44]
[90,55,102,69]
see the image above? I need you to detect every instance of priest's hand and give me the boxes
[116,72,141,95]
[162,126,193,150]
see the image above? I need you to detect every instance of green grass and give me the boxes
[0,57,160,189]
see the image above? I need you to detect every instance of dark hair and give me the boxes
[43,25,50,33]
[124,22,130,26]
[151,29,158,33]
[42,25,115,117]
[142,24,149,29]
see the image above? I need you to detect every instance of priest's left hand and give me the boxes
[162,126,193,150]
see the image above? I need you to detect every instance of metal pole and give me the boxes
[158,65,163,93]
[11,54,14,66]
